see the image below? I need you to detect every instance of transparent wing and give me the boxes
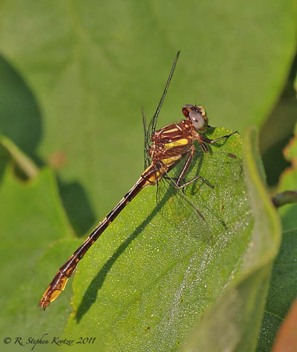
[142,52,180,169]
[147,51,180,137]
[142,108,151,169]
[155,146,244,243]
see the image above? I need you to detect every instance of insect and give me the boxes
[39,52,237,310]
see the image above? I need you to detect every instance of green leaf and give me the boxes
[62,129,255,351]
[257,229,297,351]
[181,128,281,352]
[0,239,82,343]
[257,124,297,350]
[0,0,294,234]
[276,123,297,231]
[0,166,73,308]
[0,55,42,158]
[0,164,77,341]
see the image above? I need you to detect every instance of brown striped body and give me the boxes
[151,120,197,167]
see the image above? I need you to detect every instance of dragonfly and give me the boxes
[39,51,237,310]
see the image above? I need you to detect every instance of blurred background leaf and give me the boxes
[275,123,297,231]
[256,123,297,350]
[260,61,297,187]
[0,164,79,351]
[0,166,73,311]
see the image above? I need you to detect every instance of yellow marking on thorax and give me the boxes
[164,138,189,150]
[163,127,179,134]
[162,155,182,166]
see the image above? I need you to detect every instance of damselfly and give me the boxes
[39,52,237,310]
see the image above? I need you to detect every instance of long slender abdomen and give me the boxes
[39,167,158,310]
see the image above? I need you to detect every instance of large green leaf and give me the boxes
[181,128,281,352]
[61,129,255,351]
[0,0,294,235]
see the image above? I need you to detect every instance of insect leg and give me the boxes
[200,130,238,144]
[168,146,213,191]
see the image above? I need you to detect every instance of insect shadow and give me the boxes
[74,181,172,322]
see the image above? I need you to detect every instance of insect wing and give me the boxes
[155,146,245,243]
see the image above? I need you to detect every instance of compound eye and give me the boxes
[189,110,205,130]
